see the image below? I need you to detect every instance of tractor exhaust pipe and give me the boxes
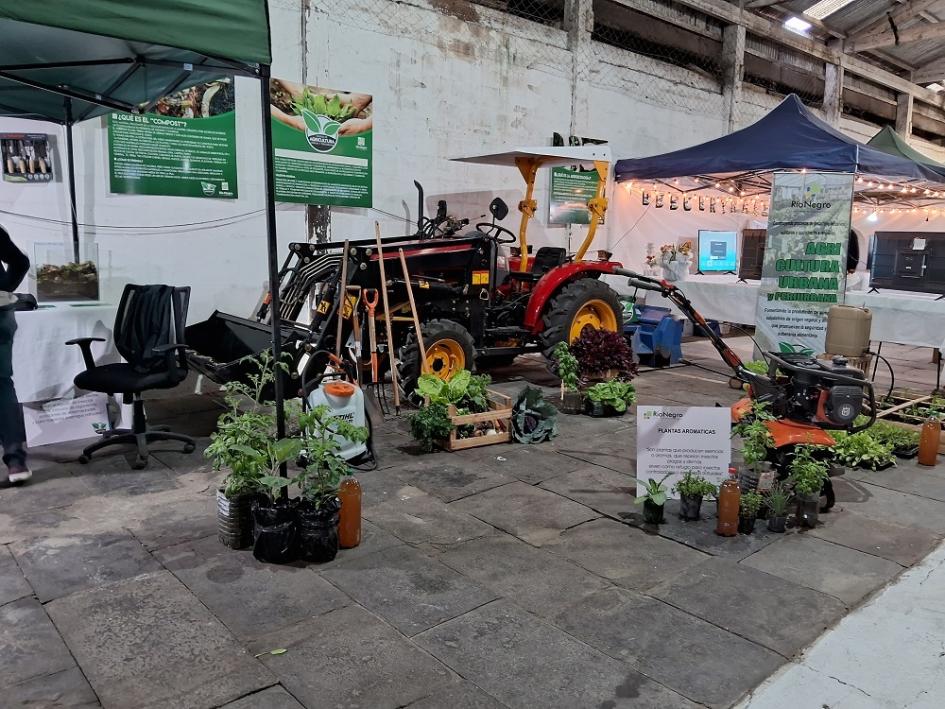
[414,180,424,235]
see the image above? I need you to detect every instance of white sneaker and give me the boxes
[7,467,32,484]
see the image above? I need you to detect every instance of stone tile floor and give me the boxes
[1,337,944,708]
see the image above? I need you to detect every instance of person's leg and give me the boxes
[0,310,29,481]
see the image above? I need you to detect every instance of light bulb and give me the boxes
[867,211,878,222]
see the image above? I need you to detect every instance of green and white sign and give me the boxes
[755,171,854,356]
[107,80,237,199]
[548,167,600,225]
[269,79,373,207]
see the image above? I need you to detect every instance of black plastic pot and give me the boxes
[559,391,583,415]
[217,488,256,550]
[678,494,703,521]
[252,497,299,564]
[584,400,624,418]
[642,500,665,524]
[297,496,341,563]
[795,493,820,528]
[738,514,757,534]
[894,445,919,460]
[767,515,787,533]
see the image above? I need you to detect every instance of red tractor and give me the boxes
[186,146,627,397]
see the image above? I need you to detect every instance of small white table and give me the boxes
[11,303,119,403]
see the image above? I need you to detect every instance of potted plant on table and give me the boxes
[295,404,368,563]
[673,472,716,521]
[789,445,829,528]
[570,326,637,382]
[765,482,791,533]
[738,490,764,534]
[551,342,583,414]
[635,475,670,524]
[584,380,636,417]
[733,403,775,491]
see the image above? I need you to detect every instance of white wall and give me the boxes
[1,0,941,322]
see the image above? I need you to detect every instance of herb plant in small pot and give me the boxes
[673,472,716,521]
[789,446,829,528]
[408,403,453,453]
[635,475,669,524]
[551,342,583,414]
[570,327,637,382]
[738,490,764,534]
[765,482,790,533]
[295,405,369,563]
[584,380,636,417]
[206,354,282,549]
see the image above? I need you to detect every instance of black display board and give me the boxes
[738,229,766,281]
[869,232,945,296]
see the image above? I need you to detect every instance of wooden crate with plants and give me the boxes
[875,392,945,454]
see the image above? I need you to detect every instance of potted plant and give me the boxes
[733,403,775,490]
[206,354,281,549]
[551,342,582,414]
[830,430,895,471]
[584,380,636,417]
[765,482,790,533]
[570,327,637,381]
[635,475,670,524]
[869,421,920,459]
[789,445,829,528]
[408,402,454,453]
[673,472,716,521]
[738,490,764,534]
[295,404,368,563]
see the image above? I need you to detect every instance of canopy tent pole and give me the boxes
[258,66,287,478]
[64,98,80,263]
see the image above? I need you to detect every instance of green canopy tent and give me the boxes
[0,1,290,450]
[868,126,945,171]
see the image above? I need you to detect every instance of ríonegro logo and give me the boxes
[643,410,684,420]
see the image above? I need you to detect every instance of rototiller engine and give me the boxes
[613,269,876,508]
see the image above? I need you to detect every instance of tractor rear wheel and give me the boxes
[398,319,475,400]
[540,278,622,354]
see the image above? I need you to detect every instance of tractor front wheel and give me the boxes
[398,319,475,401]
[540,278,622,355]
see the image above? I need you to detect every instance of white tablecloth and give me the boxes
[11,304,119,403]
[607,274,945,352]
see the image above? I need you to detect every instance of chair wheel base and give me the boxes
[132,456,148,470]
[78,455,90,464]
[184,443,196,454]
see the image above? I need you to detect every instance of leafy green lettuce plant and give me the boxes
[586,380,636,413]
[830,430,895,470]
[635,475,670,507]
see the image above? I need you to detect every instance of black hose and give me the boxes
[867,350,895,403]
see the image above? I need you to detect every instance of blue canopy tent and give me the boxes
[615,95,945,184]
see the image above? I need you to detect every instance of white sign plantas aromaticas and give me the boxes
[636,405,732,500]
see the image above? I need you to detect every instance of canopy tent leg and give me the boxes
[259,67,287,478]
[64,98,80,263]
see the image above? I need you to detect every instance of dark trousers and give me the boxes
[0,309,26,468]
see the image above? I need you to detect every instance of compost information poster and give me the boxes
[755,171,853,356]
[269,79,372,207]
[548,167,600,225]
[107,80,237,199]
[636,406,731,500]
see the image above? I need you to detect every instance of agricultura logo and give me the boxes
[301,108,341,153]
[201,182,217,196]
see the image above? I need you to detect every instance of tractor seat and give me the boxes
[507,247,567,282]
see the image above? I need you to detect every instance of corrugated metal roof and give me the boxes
[759,0,945,76]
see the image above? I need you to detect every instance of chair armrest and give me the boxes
[154,343,189,372]
[65,337,107,371]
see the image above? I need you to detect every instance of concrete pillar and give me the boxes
[823,62,844,126]
[565,0,593,136]
[896,93,914,140]
[721,24,746,133]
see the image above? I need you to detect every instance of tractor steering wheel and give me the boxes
[476,221,517,244]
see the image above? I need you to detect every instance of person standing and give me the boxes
[0,225,30,483]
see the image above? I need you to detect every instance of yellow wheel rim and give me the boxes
[425,338,466,380]
[569,299,618,341]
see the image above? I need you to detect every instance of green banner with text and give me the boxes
[269,79,373,207]
[755,171,854,356]
[548,167,600,225]
[107,80,237,199]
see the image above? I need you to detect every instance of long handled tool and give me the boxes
[364,288,380,384]
[335,240,350,359]
[375,223,401,414]
[346,285,363,385]
[398,247,428,374]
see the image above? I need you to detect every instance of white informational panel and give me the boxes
[23,393,109,447]
[636,405,732,499]
[755,171,853,356]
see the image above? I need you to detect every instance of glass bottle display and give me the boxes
[715,470,740,537]
[918,419,941,467]
[338,476,362,548]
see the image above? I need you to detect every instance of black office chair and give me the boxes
[67,284,196,469]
